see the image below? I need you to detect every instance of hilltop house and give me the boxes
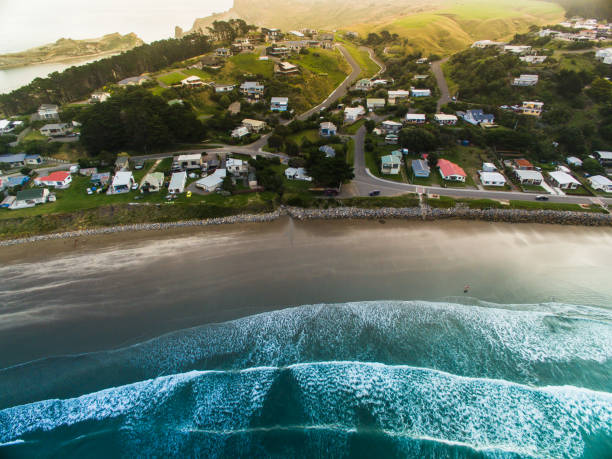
[512,74,539,86]
[434,114,458,125]
[181,76,204,87]
[411,88,431,97]
[548,171,580,189]
[90,91,110,103]
[275,61,300,74]
[37,104,59,120]
[405,113,426,124]
[479,171,506,186]
[411,159,430,178]
[381,120,402,134]
[40,123,70,137]
[270,97,289,111]
[514,169,543,185]
[458,109,494,126]
[438,159,466,182]
[12,188,49,210]
[285,167,312,181]
[168,171,187,194]
[242,119,267,133]
[34,171,71,189]
[366,98,385,110]
[355,79,372,91]
[588,175,612,192]
[240,81,264,98]
[381,155,401,174]
[141,172,165,192]
[344,106,365,122]
[521,101,544,117]
[319,122,337,137]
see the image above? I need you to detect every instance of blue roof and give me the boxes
[7,175,29,186]
[25,154,41,159]
[0,153,26,163]
[412,159,430,174]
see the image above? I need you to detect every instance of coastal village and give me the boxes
[0,15,612,233]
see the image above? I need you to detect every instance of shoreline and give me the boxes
[1,206,611,247]
[0,50,122,71]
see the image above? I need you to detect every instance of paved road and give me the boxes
[431,57,451,111]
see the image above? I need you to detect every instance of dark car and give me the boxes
[369,190,381,196]
[535,195,549,201]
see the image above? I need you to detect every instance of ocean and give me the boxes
[0,219,611,457]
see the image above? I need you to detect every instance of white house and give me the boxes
[382,120,403,134]
[319,122,337,137]
[181,76,204,87]
[514,169,543,185]
[285,167,312,181]
[196,169,227,192]
[566,156,583,167]
[344,105,365,122]
[548,171,581,189]
[242,119,267,132]
[479,171,506,186]
[270,97,289,111]
[411,88,431,97]
[214,84,235,93]
[141,172,165,192]
[168,171,187,193]
[37,104,59,120]
[438,159,466,182]
[388,90,410,100]
[458,109,495,126]
[110,171,135,194]
[520,55,547,64]
[512,74,539,86]
[504,45,532,54]
[366,98,385,110]
[240,81,264,97]
[12,188,49,209]
[355,79,372,91]
[231,126,250,138]
[588,175,612,192]
[405,113,426,124]
[90,92,110,103]
[34,171,72,189]
[40,123,70,137]
[434,114,458,125]
[482,162,497,172]
[226,158,248,176]
[176,153,203,170]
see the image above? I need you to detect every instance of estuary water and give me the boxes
[0,219,611,457]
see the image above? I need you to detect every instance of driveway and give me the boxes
[431,57,451,111]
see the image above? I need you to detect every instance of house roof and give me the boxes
[382,120,403,126]
[479,171,506,182]
[41,123,68,130]
[38,104,58,111]
[37,171,70,182]
[388,90,410,97]
[196,173,224,189]
[434,114,458,121]
[589,175,612,186]
[438,159,466,177]
[226,158,245,168]
[91,172,110,181]
[515,169,543,180]
[241,81,264,89]
[143,172,165,187]
[595,151,612,160]
[0,153,26,163]
[271,97,289,104]
[548,171,580,185]
[405,113,426,121]
[381,155,400,165]
[177,153,201,161]
[319,145,335,157]
[411,88,431,93]
[112,171,134,187]
[345,106,365,116]
[169,171,187,189]
[367,98,385,104]
[483,162,496,170]
[182,75,202,83]
[566,156,583,165]
[320,121,337,130]
[243,119,266,127]
[16,188,46,200]
[412,159,430,174]
[515,159,533,167]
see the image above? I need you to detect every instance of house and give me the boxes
[319,122,337,137]
[514,169,543,185]
[355,79,372,91]
[115,155,130,171]
[371,79,389,87]
[411,88,431,97]
[117,76,150,86]
[434,114,458,125]
[37,104,59,120]
[110,171,135,194]
[319,145,335,158]
[387,90,410,104]
[382,120,402,134]
[214,84,235,93]
[242,119,267,132]
[479,171,506,186]
[344,106,365,122]
[12,188,49,209]
[416,58,428,64]
[262,27,282,41]
[91,172,110,187]
[6,175,30,187]
[548,171,580,189]
[0,153,26,168]
[215,47,232,57]
[594,151,612,166]
[196,168,227,192]
[79,167,97,176]
[240,81,264,98]
[90,91,110,103]
[34,171,72,189]
[521,101,544,117]
[385,134,399,145]
[405,113,426,124]
[438,159,466,182]
[276,61,300,74]
[566,156,583,167]
[471,40,505,48]
[588,175,612,192]
[266,46,291,57]
[231,126,250,138]
[504,45,532,54]
[366,98,385,110]
[25,154,42,165]
[556,165,571,174]
[177,153,202,170]
[411,159,430,178]
[458,109,494,126]
[270,97,289,111]
[482,162,497,172]
[519,55,547,64]
[381,155,401,174]
[513,74,539,86]
[141,172,165,192]
[514,159,534,170]
[0,119,14,134]
[226,158,248,176]
[181,76,204,87]
[595,48,612,63]
[40,123,70,137]
[168,171,187,193]
[285,167,312,181]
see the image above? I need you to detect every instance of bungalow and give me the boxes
[270,97,289,111]
[266,46,290,57]
[196,168,227,192]
[514,169,543,185]
[262,27,282,41]
[519,55,547,64]
[521,101,544,117]
[366,98,385,110]
[91,172,111,187]
[226,158,248,176]
[110,171,135,194]
[90,91,110,103]
[504,45,532,54]
[320,145,335,158]
[276,61,300,74]
[215,47,232,57]
[177,153,202,170]
[181,76,204,87]
[6,175,29,187]
[514,159,534,170]
[548,171,581,189]
[385,134,399,145]
[24,154,41,167]
[117,76,150,86]
[566,156,583,167]
[34,171,72,189]
[141,172,165,192]
[458,109,494,126]
[285,167,312,181]
[240,81,264,98]
[0,119,14,134]
[115,155,130,171]
[411,159,430,177]
[381,155,401,174]
[168,171,187,194]
[231,126,250,138]
[438,159,466,182]
[242,119,267,132]
[0,153,26,168]
[594,151,612,166]
[512,74,539,86]
[344,106,365,122]
[319,122,337,137]
[405,113,426,124]
[434,114,458,125]
[381,120,402,134]
[411,88,431,97]
[482,162,497,172]
[40,123,70,137]
[355,79,372,91]
[388,90,410,100]
[479,171,506,186]
[37,104,59,120]
[588,175,612,192]
[471,40,505,48]
[214,84,235,93]
[12,188,49,209]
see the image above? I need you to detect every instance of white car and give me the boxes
[86,188,93,195]
[131,183,139,190]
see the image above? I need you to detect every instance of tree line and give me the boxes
[0,34,213,116]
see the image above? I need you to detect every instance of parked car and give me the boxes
[369,190,381,196]
[131,183,139,190]
[535,195,549,201]
[134,161,144,170]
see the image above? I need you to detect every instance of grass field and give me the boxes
[157,72,186,86]
[338,41,380,79]
[220,54,274,80]
[289,49,349,87]
[287,129,320,146]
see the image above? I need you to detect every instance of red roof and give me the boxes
[438,159,466,177]
[421,153,429,159]
[515,159,533,168]
[37,171,70,182]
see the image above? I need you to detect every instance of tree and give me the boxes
[305,151,354,187]
[221,175,235,193]
[427,152,439,169]
[20,167,32,176]
[582,158,604,175]
[364,119,376,133]
[284,139,299,156]
[399,127,438,152]
[268,135,284,150]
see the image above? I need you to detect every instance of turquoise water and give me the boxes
[1,300,611,458]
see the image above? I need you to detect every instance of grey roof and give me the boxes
[467,109,494,123]
[41,123,68,130]
[0,153,26,163]
[319,145,336,157]
[271,97,289,104]
[240,81,264,89]
[412,159,430,174]
[16,188,45,200]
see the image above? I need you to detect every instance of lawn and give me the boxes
[21,130,47,142]
[343,119,365,135]
[407,161,442,187]
[287,129,320,146]
[289,48,350,88]
[182,68,216,82]
[338,41,380,79]
[221,54,274,80]
[158,72,186,86]
[521,184,547,193]
[346,138,355,166]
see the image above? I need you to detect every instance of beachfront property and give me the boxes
[411,88,431,97]
[594,151,612,167]
[242,119,267,133]
[434,114,458,125]
[381,120,403,134]
[411,159,430,178]
[40,123,70,137]
[588,175,612,192]
[319,122,337,137]
[240,81,265,99]
[514,169,543,185]
[181,76,204,87]
[91,172,110,187]
[110,171,135,194]
[141,172,165,192]
[438,159,466,182]
[270,97,289,111]
[34,171,72,189]
[196,169,227,192]
[366,98,385,110]
[344,106,365,122]
[232,126,250,138]
[176,154,203,170]
[405,113,426,124]
[381,155,401,175]
[90,91,111,103]
[168,171,187,194]
[37,104,59,120]
[319,145,335,158]
[479,171,506,187]
[512,74,539,87]
[521,101,544,117]
[285,167,312,181]
[226,158,248,177]
[11,188,49,210]
[548,171,581,189]
[457,109,495,126]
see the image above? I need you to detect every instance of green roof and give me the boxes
[381,155,400,164]
[16,188,45,200]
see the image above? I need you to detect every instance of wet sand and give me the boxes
[1,218,611,367]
